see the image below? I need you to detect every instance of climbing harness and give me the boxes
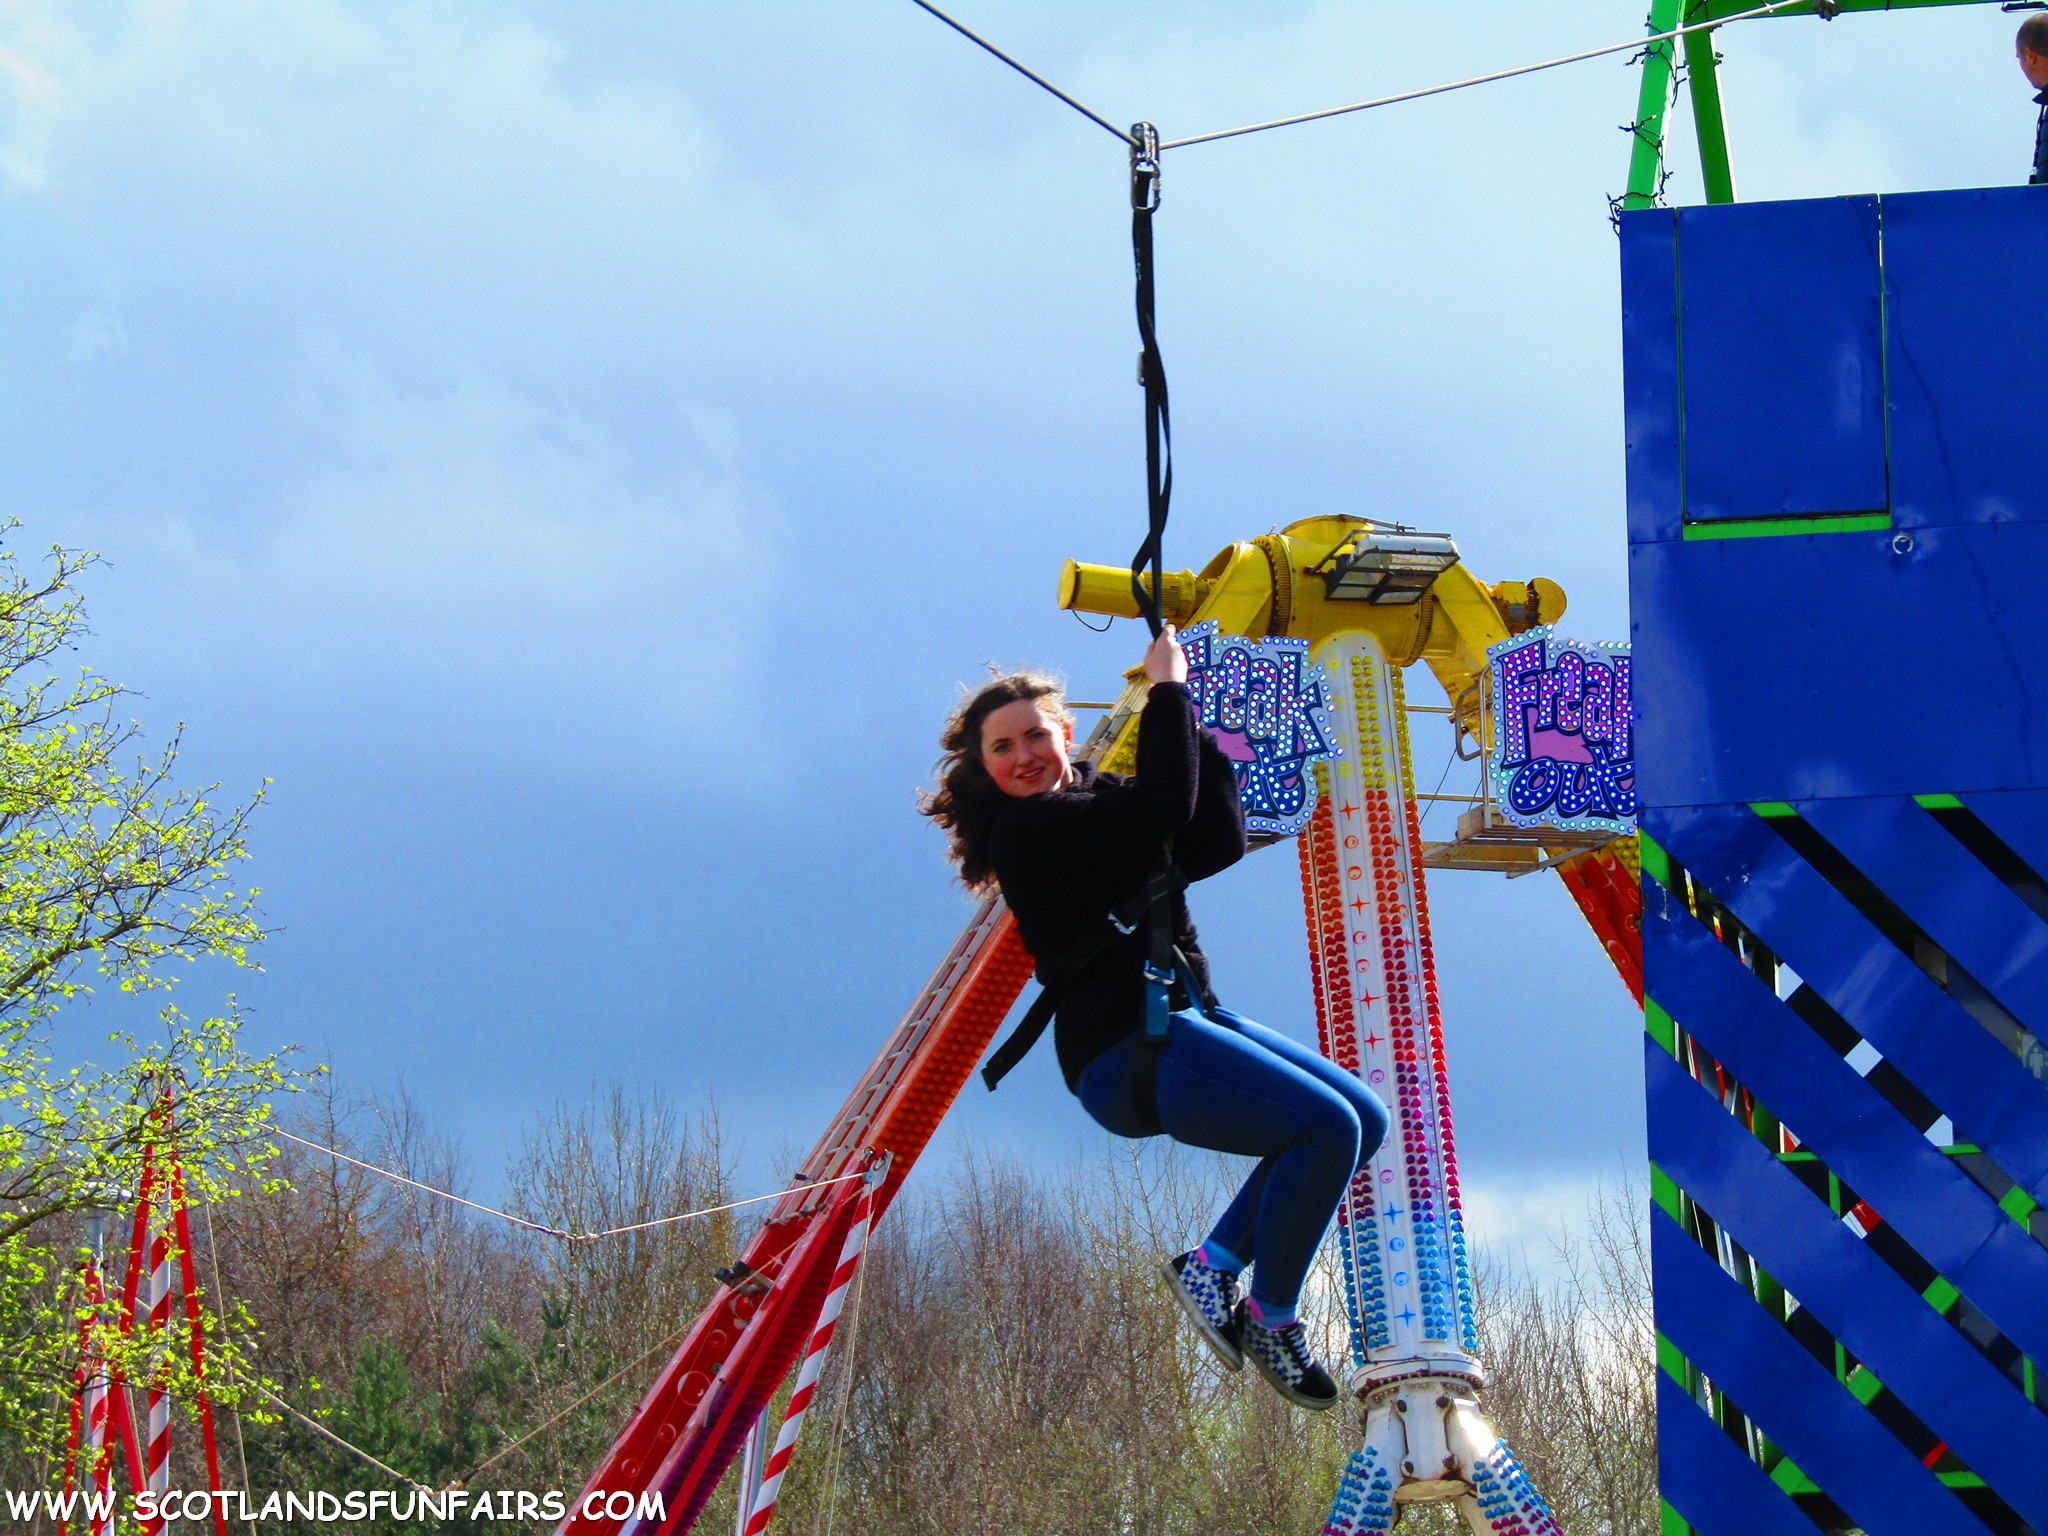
[1128,122,1171,638]
[982,851,1217,1133]
[1132,854,1219,1133]
[980,857,1185,1091]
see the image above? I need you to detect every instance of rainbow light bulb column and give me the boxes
[1299,630,1561,1536]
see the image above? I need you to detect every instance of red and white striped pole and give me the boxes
[167,1153,231,1536]
[58,1258,113,1536]
[84,1366,113,1536]
[142,1160,173,1534]
[739,1166,879,1536]
[81,1260,115,1536]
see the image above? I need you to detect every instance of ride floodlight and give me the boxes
[1311,524,1461,604]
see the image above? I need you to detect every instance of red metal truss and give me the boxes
[559,893,1035,1536]
[1555,837,1644,1004]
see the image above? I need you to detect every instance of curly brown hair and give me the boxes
[919,671,1072,889]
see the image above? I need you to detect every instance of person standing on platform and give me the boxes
[2020,13,2048,183]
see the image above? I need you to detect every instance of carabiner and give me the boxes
[1129,121,1161,212]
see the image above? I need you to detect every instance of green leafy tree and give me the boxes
[0,529,300,1479]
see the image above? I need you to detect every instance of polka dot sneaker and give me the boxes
[1164,1250,1244,1371]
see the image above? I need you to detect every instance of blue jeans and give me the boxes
[1075,1006,1389,1312]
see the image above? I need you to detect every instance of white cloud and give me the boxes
[0,8,68,190]
[1461,1170,1623,1282]
[0,1,809,792]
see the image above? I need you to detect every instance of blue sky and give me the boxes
[0,1,2029,1246]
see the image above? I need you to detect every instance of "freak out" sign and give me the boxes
[1179,621,1339,838]
[1487,627,1636,833]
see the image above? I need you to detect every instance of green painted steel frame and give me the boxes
[1622,0,2004,210]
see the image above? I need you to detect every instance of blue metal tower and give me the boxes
[1623,185,2048,1535]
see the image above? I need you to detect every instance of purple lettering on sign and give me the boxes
[1180,620,1339,838]
[1486,626,1636,834]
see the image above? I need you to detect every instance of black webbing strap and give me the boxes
[1128,123,1171,640]
[979,133,1185,1108]
[1129,838,1216,1128]
[981,860,1189,1092]
[978,936,1107,1092]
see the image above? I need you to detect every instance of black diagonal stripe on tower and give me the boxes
[1650,1211,1992,1536]
[1647,1042,2048,1525]
[1645,804,2048,1197]
[1967,791,2048,884]
[1933,799,2048,926]
[1645,894,2048,1362]
[1795,797,2048,1036]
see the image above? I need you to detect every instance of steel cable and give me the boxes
[907,0,1131,144]
[1160,0,1810,149]
[270,1127,869,1242]
[908,0,1817,154]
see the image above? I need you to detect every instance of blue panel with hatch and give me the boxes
[1624,187,2048,1532]
[1675,197,1885,523]
[1882,188,2048,530]
[1628,522,2047,808]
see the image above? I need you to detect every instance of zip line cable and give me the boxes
[454,1323,692,1488]
[1158,0,1812,149]
[223,1316,694,1496]
[254,1383,439,1495]
[911,0,1814,153]
[137,1368,455,1504]
[269,1126,870,1242]
[906,0,1131,145]
[271,1128,566,1236]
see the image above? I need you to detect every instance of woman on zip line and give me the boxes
[922,622,1388,1409]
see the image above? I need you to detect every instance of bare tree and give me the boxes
[1470,1176,1659,1536]
[183,1086,1656,1536]
[510,1084,734,1355]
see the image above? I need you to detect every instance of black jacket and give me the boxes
[2034,88,2048,185]
[989,681,1247,1089]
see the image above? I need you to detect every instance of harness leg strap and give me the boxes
[1131,970,1172,1136]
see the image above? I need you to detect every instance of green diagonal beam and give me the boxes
[1623,0,1685,210]
[1622,0,2010,209]
[1683,20,1736,202]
